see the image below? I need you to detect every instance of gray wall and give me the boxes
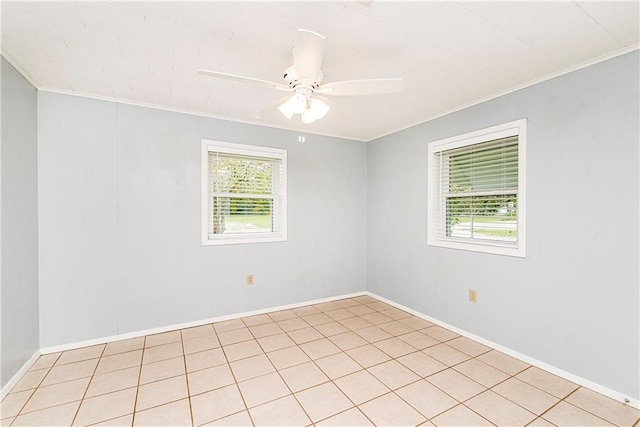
[367,51,639,399]
[1,58,39,388]
[37,93,368,347]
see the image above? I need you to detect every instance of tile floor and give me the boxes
[1,295,639,426]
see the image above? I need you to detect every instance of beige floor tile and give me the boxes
[230,354,275,382]
[565,387,640,426]
[368,360,420,390]
[182,335,220,355]
[103,338,145,357]
[292,305,322,317]
[516,366,579,398]
[422,325,459,342]
[22,377,90,414]
[354,326,392,343]
[142,342,183,365]
[398,316,434,330]
[56,345,105,366]
[256,333,295,352]
[266,346,311,370]
[366,301,394,312]
[213,319,246,334]
[359,392,426,426]
[276,318,310,333]
[268,310,298,322]
[378,320,414,336]
[222,339,263,362]
[135,375,188,412]
[397,331,440,350]
[11,401,80,426]
[526,417,556,426]
[287,326,323,345]
[10,369,48,393]
[30,353,61,371]
[315,321,349,337]
[335,298,362,308]
[397,380,458,419]
[237,372,290,408]
[427,368,485,402]
[73,387,137,426]
[453,359,510,387]
[361,312,393,326]
[133,398,192,426]
[397,352,447,378]
[249,395,310,426]
[242,314,273,327]
[476,350,530,375]
[334,370,390,405]
[217,328,254,346]
[430,404,493,426]
[279,361,330,393]
[446,336,491,357]
[542,401,613,426]
[325,308,357,321]
[300,338,341,360]
[0,417,14,426]
[248,322,283,338]
[347,305,376,317]
[145,331,181,348]
[86,366,140,398]
[493,377,559,415]
[338,317,373,331]
[95,350,143,375]
[41,358,99,386]
[180,324,215,341]
[374,337,417,358]
[190,384,246,426]
[329,332,368,351]
[187,363,235,396]
[139,356,185,384]
[295,382,352,422]
[301,313,333,326]
[316,407,373,426]
[423,344,471,367]
[313,301,343,312]
[204,410,252,426]
[380,308,412,320]
[466,390,537,426]
[315,352,362,379]
[346,344,391,368]
[185,348,226,373]
[90,413,134,426]
[1,389,35,418]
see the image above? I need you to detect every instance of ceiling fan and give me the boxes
[198,29,403,124]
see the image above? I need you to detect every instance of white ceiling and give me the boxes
[1,1,638,141]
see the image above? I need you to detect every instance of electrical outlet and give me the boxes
[469,289,478,303]
[246,274,254,285]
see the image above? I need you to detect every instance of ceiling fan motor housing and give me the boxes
[283,65,323,90]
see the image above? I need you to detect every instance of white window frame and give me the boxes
[427,119,527,258]
[201,139,287,246]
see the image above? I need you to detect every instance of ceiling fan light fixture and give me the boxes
[301,97,330,123]
[278,93,307,120]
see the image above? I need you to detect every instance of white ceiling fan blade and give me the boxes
[319,78,404,96]
[294,29,325,83]
[198,69,290,91]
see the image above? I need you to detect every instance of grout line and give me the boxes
[129,336,147,427]
[69,345,108,426]
[178,330,196,427]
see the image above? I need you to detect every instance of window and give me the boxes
[202,140,287,245]
[427,119,526,257]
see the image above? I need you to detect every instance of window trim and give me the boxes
[427,119,527,258]
[201,139,287,246]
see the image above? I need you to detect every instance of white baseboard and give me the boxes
[1,350,41,400]
[39,291,367,355]
[366,291,640,410]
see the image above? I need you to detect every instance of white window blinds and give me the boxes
[202,140,287,245]
[433,136,518,245]
[428,119,526,257]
